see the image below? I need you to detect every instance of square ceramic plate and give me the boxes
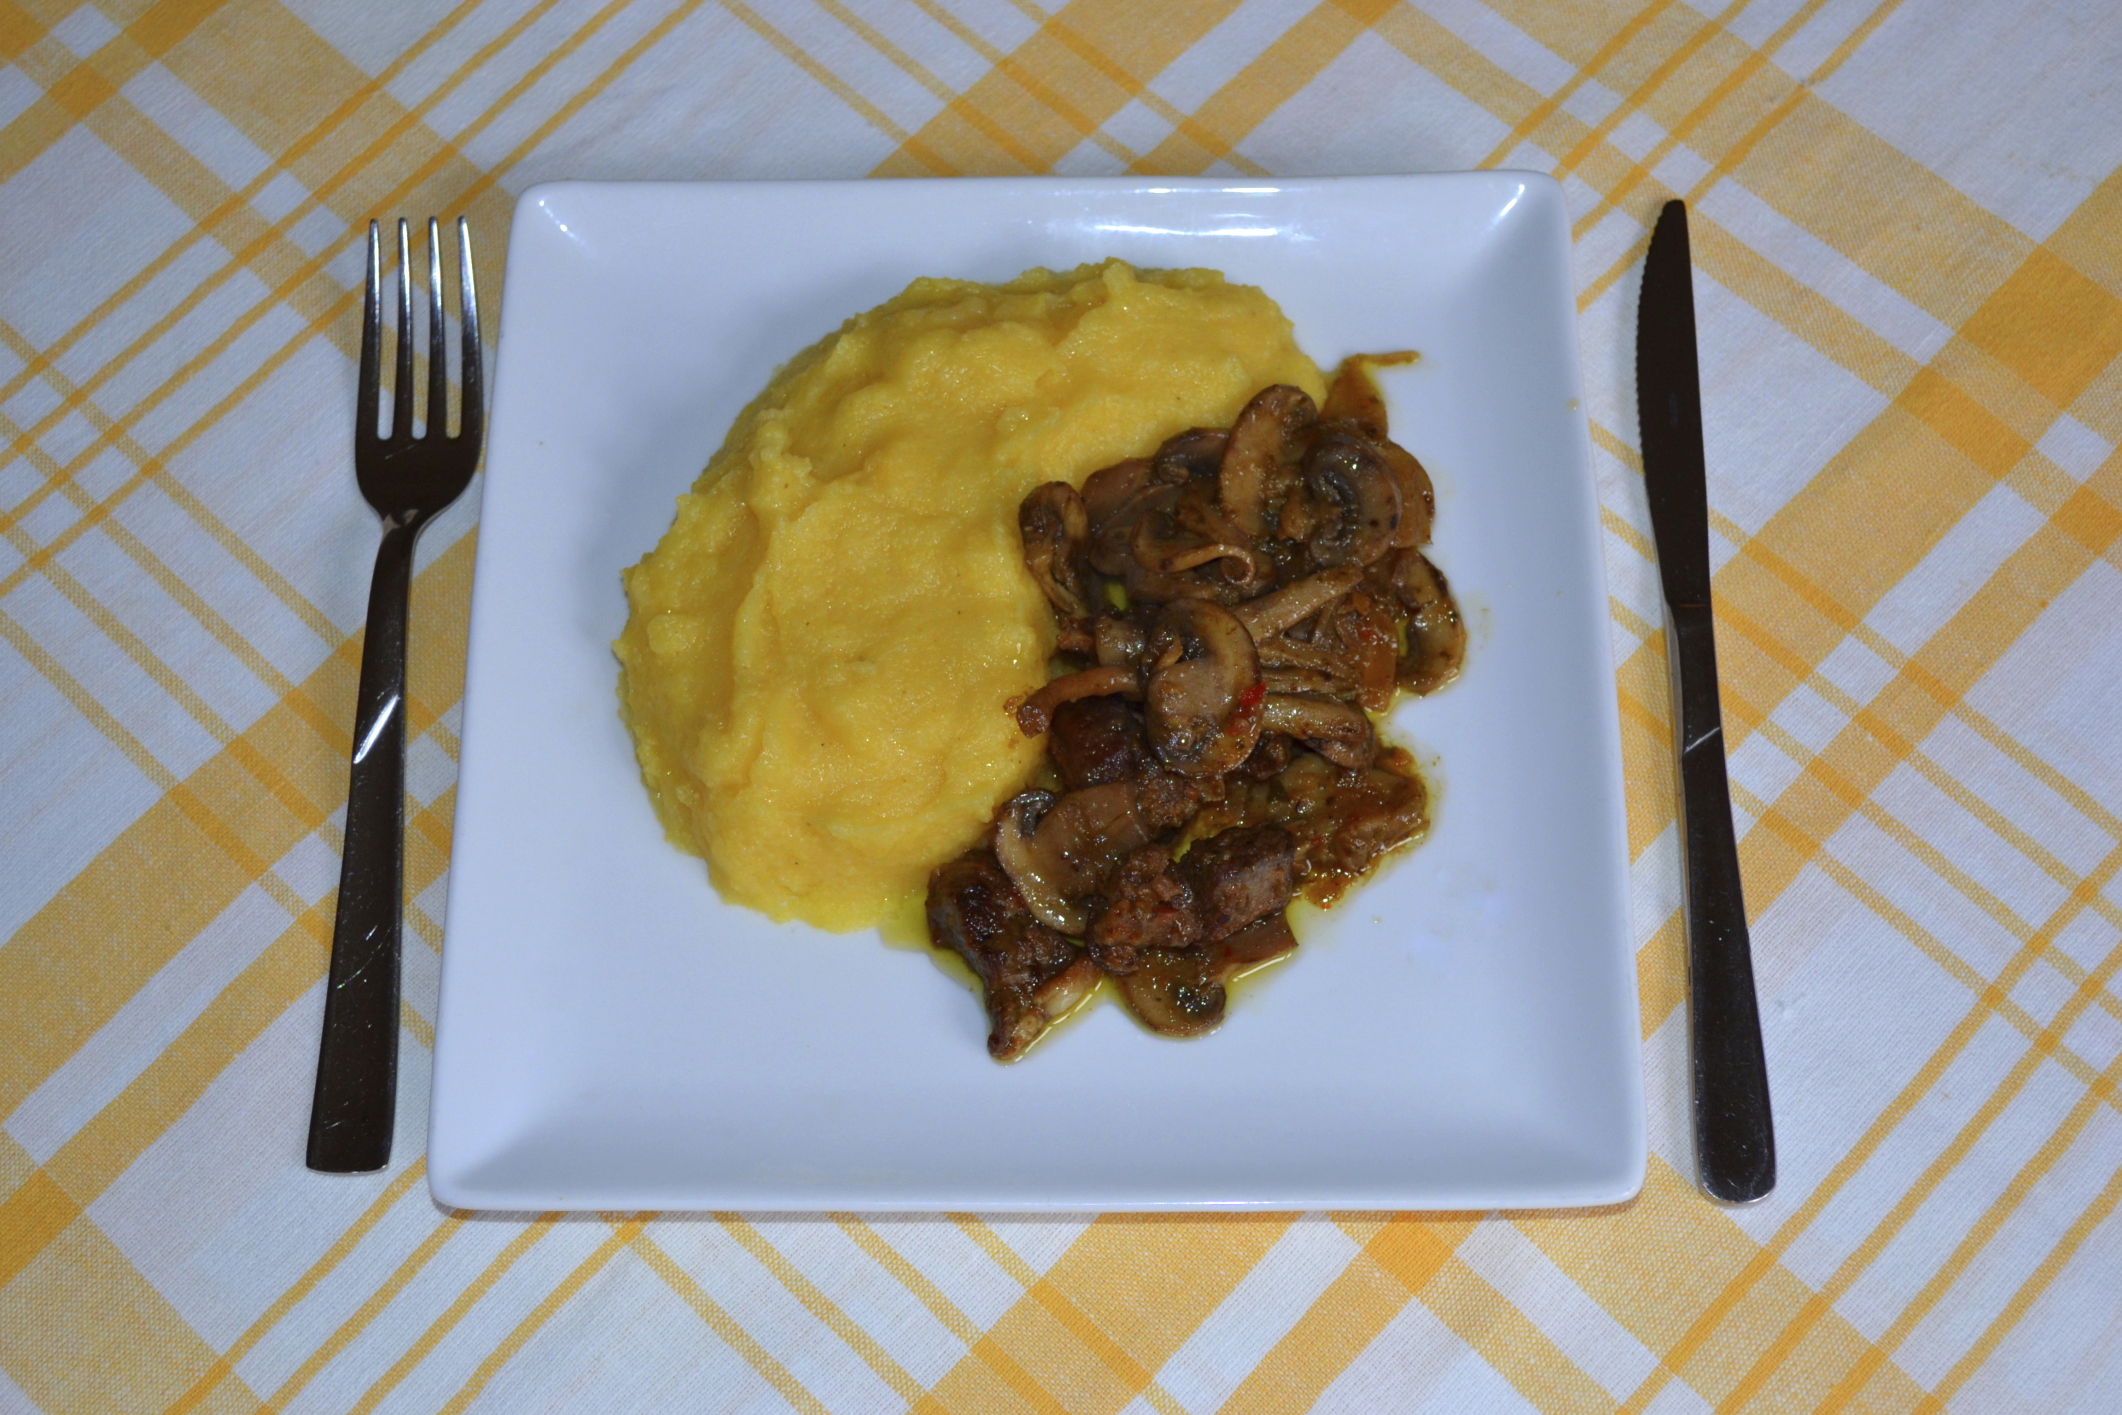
[429,173,1643,1211]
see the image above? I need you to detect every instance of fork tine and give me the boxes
[357,221,381,446]
[425,217,447,440]
[392,218,414,440]
[456,217,483,448]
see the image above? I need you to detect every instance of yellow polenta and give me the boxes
[616,260,1323,932]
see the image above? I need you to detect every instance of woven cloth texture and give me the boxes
[4,0,2121,1411]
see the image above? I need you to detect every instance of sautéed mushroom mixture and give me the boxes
[927,358,1466,1060]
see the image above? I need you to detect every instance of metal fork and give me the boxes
[307,217,484,1174]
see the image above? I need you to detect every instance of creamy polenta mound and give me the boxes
[616,260,1324,932]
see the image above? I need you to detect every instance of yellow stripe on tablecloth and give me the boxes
[255,1205,461,1413]
[1211,1224,1428,1414]
[1708,505,2122,858]
[0,0,840,1373]
[923,1216,1098,1415]
[1477,0,1678,168]
[0,537,468,1132]
[0,1172,76,1293]
[1809,1052,2122,1412]
[1623,494,2122,1394]
[720,0,934,165]
[1931,1152,2122,1405]
[1571,0,1860,241]
[1963,249,2122,412]
[1705,573,2122,1028]
[1699,872,2122,1408]
[160,1162,428,1415]
[346,1217,560,1415]
[1613,864,2122,1410]
[0,1194,264,1414]
[717,1215,928,1406]
[0,0,527,514]
[431,1217,646,1415]
[833,1216,981,1347]
[918,1215,1291,1414]
[1134,0,1392,177]
[1729,774,2122,1103]
[631,1230,833,1415]
[1514,1161,1927,1412]
[872,0,1242,177]
[1552,1,1730,198]
[0,0,725,1113]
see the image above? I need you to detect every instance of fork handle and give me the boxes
[307,514,424,1173]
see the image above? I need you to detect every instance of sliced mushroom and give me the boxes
[1286,752,1429,898]
[1093,613,1147,667]
[1082,457,1153,525]
[1386,549,1465,695]
[1014,665,1141,737]
[1220,385,1315,537]
[1320,588,1400,712]
[1129,503,1249,578]
[927,851,1100,1061]
[1116,948,1226,1037]
[1261,667,1336,696]
[1019,482,1091,622]
[1154,427,1231,483]
[1379,440,1434,548]
[1085,464,1169,577]
[1235,568,1363,639]
[1114,907,1294,1037]
[991,784,1152,934]
[1144,600,1265,777]
[1260,693,1376,769]
[1303,431,1401,569]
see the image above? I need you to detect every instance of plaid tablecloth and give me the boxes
[4,0,2121,1410]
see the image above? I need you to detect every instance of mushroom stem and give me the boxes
[1260,694,1376,768]
[1144,601,1266,777]
[1015,666,1140,737]
[1235,569,1362,638]
[1220,385,1315,537]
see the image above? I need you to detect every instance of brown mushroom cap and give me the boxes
[1220,385,1316,537]
[1303,430,1402,569]
[1093,614,1147,668]
[1084,461,1165,577]
[1386,549,1465,696]
[1154,427,1232,483]
[1144,600,1265,777]
[1019,481,1091,621]
[926,851,1099,1062]
[1378,439,1434,548]
[991,784,1152,934]
[1115,948,1227,1037]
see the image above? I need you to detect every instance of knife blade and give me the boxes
[1637,198,1776,1204]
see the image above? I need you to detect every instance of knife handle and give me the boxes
[1667,601,1776,1203]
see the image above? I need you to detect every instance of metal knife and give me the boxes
[1636,199,1776,1204]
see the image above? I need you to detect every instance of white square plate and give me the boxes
[429,173,1644,1211]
